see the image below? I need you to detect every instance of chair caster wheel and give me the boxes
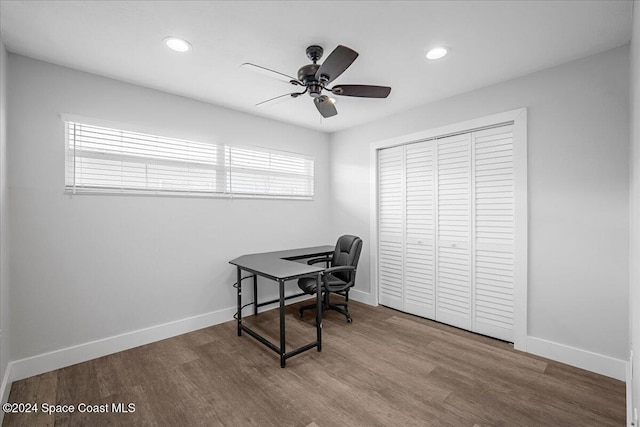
[347,318,352,323]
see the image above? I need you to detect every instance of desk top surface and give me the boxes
[229,245,334,281]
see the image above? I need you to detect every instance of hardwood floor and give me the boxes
[3,300,625,426]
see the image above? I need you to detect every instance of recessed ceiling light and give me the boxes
[164,37,191,52]
[426,47,448,60]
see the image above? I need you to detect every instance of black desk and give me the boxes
[229,245,335,367]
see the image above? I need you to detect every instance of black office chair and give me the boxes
[298,235,363,323]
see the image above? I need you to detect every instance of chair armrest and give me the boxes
[307,256,332,265]
[323,265,355,275]
[322,266,357,292]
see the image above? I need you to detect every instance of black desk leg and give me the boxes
[237,266,242,337]
[316,272,322,352]
[279,279,286,368]
[253,274,258,316]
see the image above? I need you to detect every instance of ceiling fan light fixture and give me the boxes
[426,47,448,60]
[164,37,191,52]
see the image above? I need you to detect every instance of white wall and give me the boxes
[0,32,10,389]
[6,54,331,363]
[630,0,640,420]
[330,46,630,362]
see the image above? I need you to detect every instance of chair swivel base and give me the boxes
[299,299,352,323]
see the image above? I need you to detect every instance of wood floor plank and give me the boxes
[2,301,625,426]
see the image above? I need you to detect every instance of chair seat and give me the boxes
[297,274,346,294]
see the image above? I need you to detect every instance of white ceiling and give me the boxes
[0,0,633,133]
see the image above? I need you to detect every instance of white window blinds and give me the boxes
[65,121,314,199]
[226,145,314,198]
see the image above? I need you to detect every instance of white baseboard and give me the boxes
[353,294,625,381]
[627,351,633,427]
[0,361,11,423]
[349,289,377,306]
[527,336,627,381]
[337,292,627,382]
[0,294,318,404]
[9,306,237,385]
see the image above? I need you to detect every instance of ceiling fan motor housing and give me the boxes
[297,63,319,82]
[297,63,323,97]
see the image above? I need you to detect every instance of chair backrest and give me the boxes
[331,235,363,282]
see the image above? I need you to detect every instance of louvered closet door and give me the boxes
[377,123,519,343]
[404,141,435,318]
[378,146,404,311]
[473,125,515,341]
[436,133,472,330]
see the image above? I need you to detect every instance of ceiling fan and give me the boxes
[241,45,391,118]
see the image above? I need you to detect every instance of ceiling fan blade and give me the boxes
[241,63,299,84]
[314,95,338,118]
[315,45,359,84]
[255,92,298,107]
[331,85,391,98]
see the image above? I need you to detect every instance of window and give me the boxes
[64,120,314,199]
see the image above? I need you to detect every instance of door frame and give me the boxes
[369,108,528,351]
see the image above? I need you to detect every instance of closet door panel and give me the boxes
[404,141,435,318]
[378,146,404,310]
[436,133,472,330]
[436,244,471,328]
[473,126,515,341]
